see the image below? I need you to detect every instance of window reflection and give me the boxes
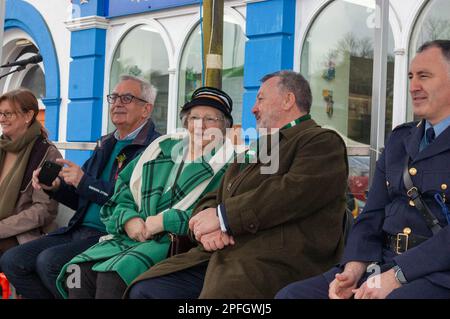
[408,0,450,122]
[347,156,370,216]
[301,0,394,146]
[178,21,245,127]
[1,43,47,128]
[110,25,169,134]
[21,64,46,128]
[21,65,45,99]
[300,0,395,215]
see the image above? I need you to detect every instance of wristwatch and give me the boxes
[393,265,408,285]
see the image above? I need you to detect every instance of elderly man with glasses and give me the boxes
[0,75,161,299]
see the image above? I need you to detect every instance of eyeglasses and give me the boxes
[107,93,148,105]
[0,111,16,119]
[187,115,224,126]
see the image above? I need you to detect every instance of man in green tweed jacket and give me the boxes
[126,70,349,299]
[56,87,237,298]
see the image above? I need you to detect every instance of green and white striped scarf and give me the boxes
[130,131,236,212]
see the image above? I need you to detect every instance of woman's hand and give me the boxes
[32,167,61,191]
[144,215,164,239]
[124,217,147,242]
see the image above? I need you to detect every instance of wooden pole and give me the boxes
[202,0,223,88]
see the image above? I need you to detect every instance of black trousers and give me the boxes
[0,237,19,269]
[275,266,450,299]
[128,262,208,299]
[67,261,127,299]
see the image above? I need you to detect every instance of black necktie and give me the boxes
[426,127,435,144]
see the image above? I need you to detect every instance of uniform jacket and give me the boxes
[0,136,61,244]
[342,120,450,289]
[56,134,233,298]
[48,119,160,235]
[127,119,349,298]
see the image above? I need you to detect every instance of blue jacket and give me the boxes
[48,119,160,234]
[342,119,450,289]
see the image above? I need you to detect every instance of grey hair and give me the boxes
[119,74,158,105]
[261,70,312,113]
[179,109,231,133]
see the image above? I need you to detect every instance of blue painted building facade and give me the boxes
[3,0,61,141]
[2,0,445,191]
[67,0,295,164]
[2,0,295,165]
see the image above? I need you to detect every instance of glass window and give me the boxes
[300,0,395,215]
[178,20,245,127]
[21,64,46,128]
[110,25,169,134]
[0,42,46,128]
[21,65,45,99]
[301,0,395,146]
[1,42,44,96]
[407,0,450,121]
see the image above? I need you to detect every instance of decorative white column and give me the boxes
[166,67,178,133]
[392,47,408,128]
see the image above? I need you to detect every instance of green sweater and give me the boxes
[81,139,132,231]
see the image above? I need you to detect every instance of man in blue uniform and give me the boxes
[276,40,450,299]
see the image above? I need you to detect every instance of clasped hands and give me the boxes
[189,208,235,252]
[328,261,401,299]
[124,215,164,242]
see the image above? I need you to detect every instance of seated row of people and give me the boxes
[0,75,161,298]
[0,69,347,299]
[1,39,449,299]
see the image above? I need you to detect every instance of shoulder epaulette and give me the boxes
[392,120,420,132]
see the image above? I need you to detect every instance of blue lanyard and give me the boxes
[434,193,450,224]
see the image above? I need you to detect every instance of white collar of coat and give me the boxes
[129,130,236,211]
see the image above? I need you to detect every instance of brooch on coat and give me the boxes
[114,153,127,180]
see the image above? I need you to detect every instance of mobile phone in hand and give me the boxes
[38,161,62,186]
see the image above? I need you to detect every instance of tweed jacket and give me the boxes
[56,134,234,298]
[127,118,349,298]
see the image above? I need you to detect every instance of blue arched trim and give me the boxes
[4,0,60,140]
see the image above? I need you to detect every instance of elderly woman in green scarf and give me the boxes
[57,87,237,298]
[0,89,61,258]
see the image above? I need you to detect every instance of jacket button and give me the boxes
[386,181,389,187]
[403,227,412,235]
[409,168,417,176]
[227,182,232,191]
[249,224,255,229]
[441,184,448,191]
[409,200,415,207]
